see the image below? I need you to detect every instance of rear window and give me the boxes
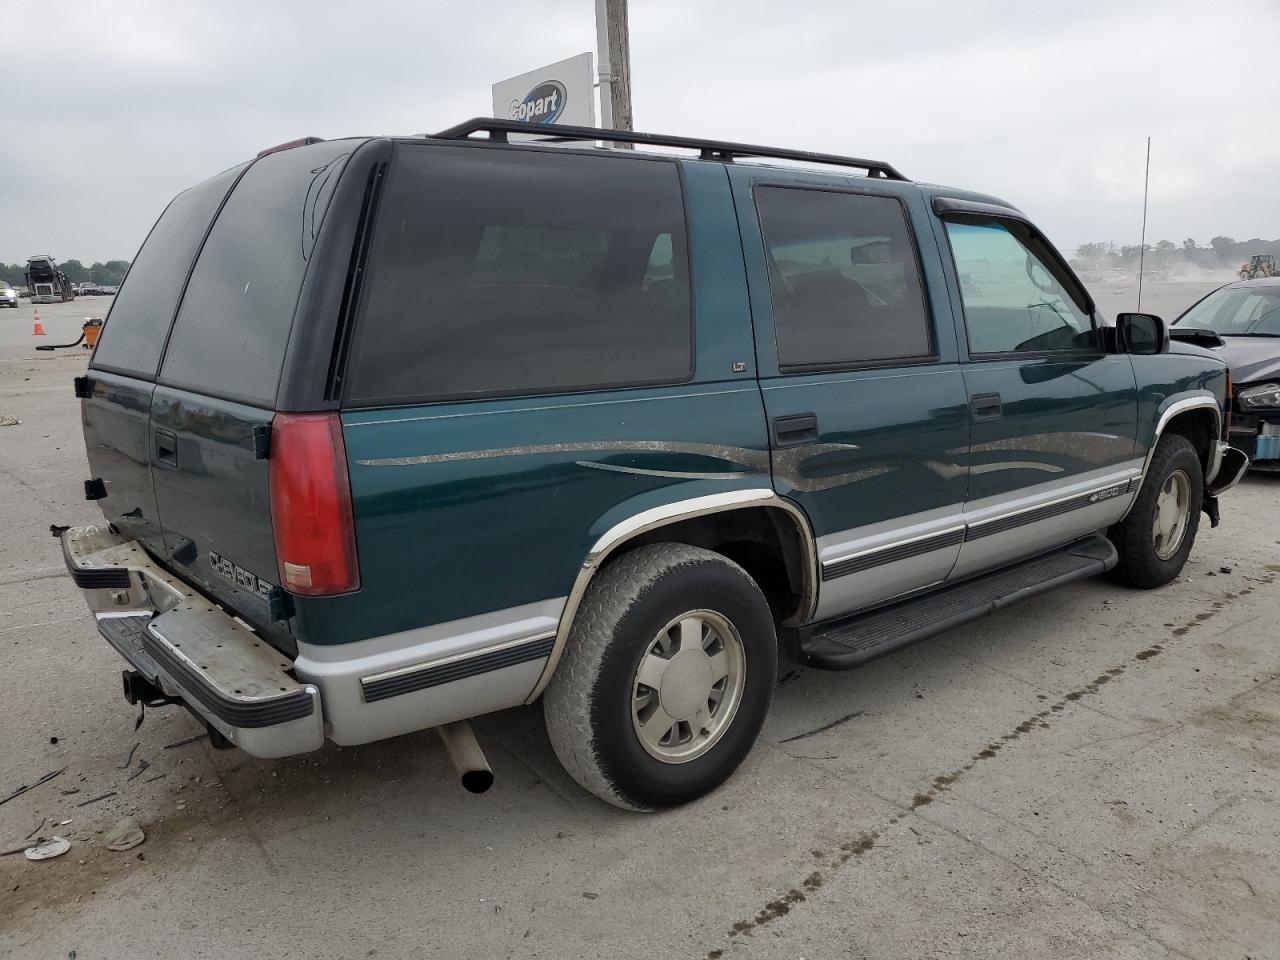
[158,141,354,406]
[92,164,246,378]
[345,143,692,404]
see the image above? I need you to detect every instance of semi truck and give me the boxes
[24,256,76,303]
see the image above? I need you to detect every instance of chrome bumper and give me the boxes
[61,525,323,758]
[1208,444,1250,497]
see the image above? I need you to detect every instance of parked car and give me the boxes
[59,121,1247,810]
[77,282,105,296]
[1173,276,1280,470]
[0,280,17,307]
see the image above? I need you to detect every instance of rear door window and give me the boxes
[158,141,354,406]
[345,144,693,404]
[754,186,933,369]
[91,163,246,378]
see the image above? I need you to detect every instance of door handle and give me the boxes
[154,429,178,468]
[773,413,819,446]
[970,393,1002,420]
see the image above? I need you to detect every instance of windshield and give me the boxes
[1177,286,1280,336]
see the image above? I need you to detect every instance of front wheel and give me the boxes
[543,543,777,811]
[1108,433,1203,588]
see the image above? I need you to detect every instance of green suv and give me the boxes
[60,120,1248,810]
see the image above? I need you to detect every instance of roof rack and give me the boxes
[431,118,908,181]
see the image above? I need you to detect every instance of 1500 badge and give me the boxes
[208,551,273,599]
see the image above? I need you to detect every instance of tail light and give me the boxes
[269,412,360,595]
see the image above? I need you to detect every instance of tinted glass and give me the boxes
[945,218,1095,355]
[91,165,244,377]
[346,144,691,403]
[1176,287,1280,336]
[755,187,931,368]
[160,141,354,405]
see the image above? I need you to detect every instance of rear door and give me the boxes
[730,170,972,622]
[935,207,1140,578]
[83,162,247,559]
[148,140,357,643]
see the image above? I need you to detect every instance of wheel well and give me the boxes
[607,506,812,625]
[1160,409,1217,478]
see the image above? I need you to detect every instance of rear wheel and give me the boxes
[1108,433,1203,588]
[543,543,776,810]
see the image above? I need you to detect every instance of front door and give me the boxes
[937,210,1140,579]
[732,171,971,622]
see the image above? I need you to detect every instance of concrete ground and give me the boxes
[2,282,1278,960]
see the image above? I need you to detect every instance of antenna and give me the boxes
[1137,136,1151,312]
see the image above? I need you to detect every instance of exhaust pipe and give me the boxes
[436,721,494,794]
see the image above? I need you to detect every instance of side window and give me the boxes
[91,163,247,378]
[160,142,353,406]
[346,145,692,404]
[943,217,1096,356]
[754,186,932,369]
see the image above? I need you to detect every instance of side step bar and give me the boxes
[796,534,1118,671]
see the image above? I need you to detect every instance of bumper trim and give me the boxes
[63,524,324,758]
[142,628,315,728]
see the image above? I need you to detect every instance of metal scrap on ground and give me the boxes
[0,767,65,807]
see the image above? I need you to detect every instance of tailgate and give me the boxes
[141,139,359,649]
[149,385,288,647]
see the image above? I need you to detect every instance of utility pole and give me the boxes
[1137,136,1151,312]
[595,0,633,133]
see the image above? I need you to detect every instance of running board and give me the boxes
[796,534,1118,671]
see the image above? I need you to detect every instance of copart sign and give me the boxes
[491,52,595,128]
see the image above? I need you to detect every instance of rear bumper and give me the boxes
[61,525,323,758]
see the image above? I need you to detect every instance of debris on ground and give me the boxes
[75,790,117,808]
[0,767,66,807]
[164,732,208,749]
[23,837,71,861]
[0,415,20,427]
[121,742,140,769]
[104,817,145,852]
[126,759,150,782]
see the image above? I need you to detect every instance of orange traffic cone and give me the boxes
[32,308,46,337]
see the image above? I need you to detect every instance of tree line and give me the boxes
[0,259,131,288]
[1070,237,1280,274]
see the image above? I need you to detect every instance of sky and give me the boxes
[3,0,1279,264]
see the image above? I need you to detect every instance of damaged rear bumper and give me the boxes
[61,525,323,758]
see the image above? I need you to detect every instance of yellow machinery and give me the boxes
[1238,255,1278,280]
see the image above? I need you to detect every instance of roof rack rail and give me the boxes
[431,118,908,181]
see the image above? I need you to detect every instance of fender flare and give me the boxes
[524,488,817,702]
[1145,392,1223,483]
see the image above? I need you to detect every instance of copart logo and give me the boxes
[510,81,566,124]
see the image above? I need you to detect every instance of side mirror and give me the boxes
[1116,312,1169,355]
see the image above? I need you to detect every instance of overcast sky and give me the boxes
[4,0,1278,264]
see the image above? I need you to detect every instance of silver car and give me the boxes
[0,281,18,308]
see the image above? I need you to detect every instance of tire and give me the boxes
[543,543,777,811]
[1108,433,1203,588]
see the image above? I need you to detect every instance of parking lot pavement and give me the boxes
[2,286,1278,959]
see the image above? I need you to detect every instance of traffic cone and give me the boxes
[32,308,46,337]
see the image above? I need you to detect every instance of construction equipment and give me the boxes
[1237,254,1278,280]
